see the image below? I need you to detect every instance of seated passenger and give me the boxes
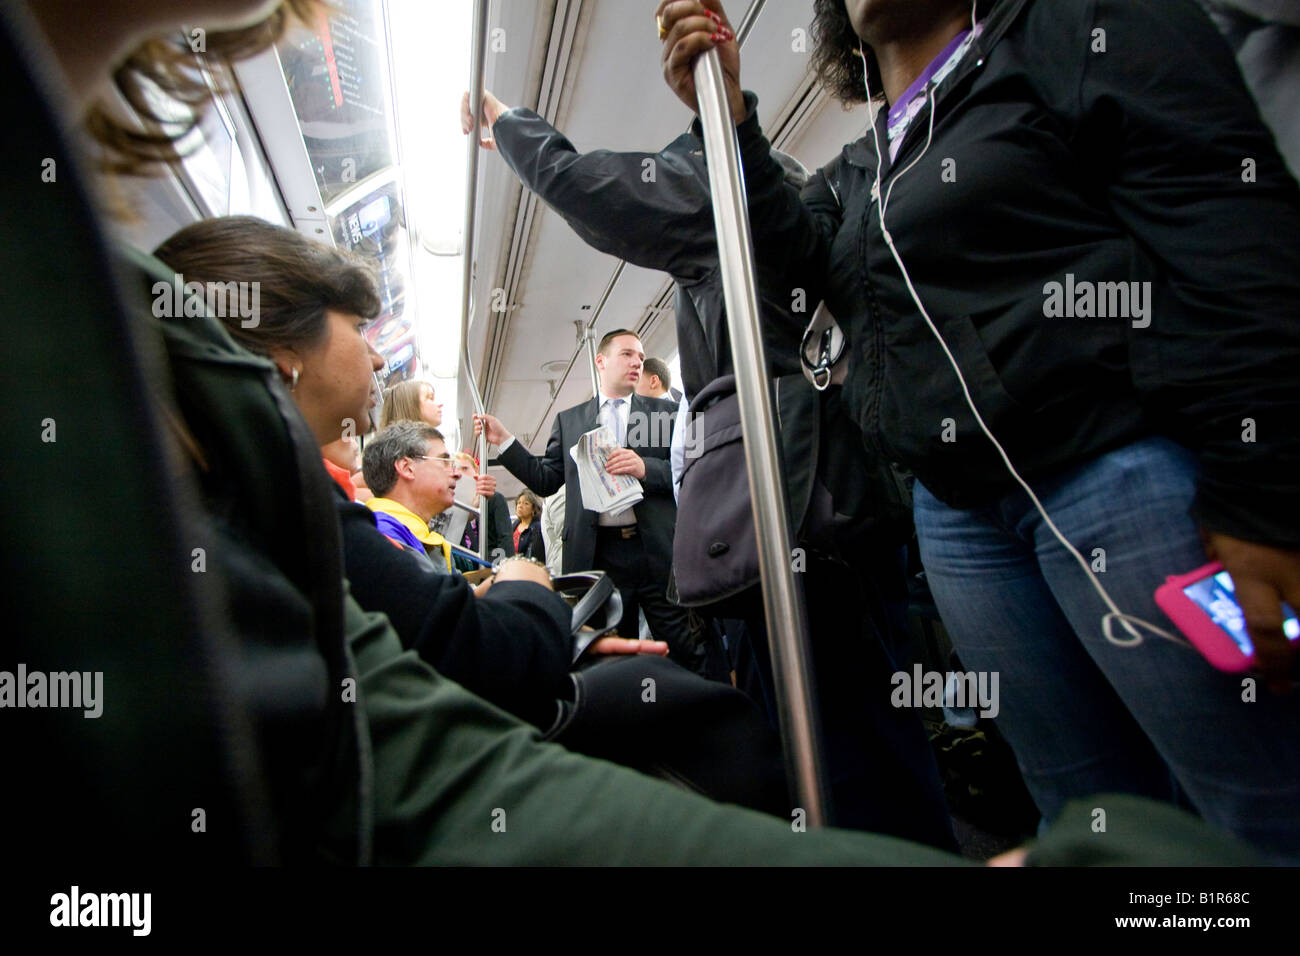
[152,215,657,728]
[362,422,463,571]
[322,436,364,501]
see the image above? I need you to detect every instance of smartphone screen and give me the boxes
[1181,569,1300,658]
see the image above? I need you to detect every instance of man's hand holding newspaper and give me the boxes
[570,425,644,514]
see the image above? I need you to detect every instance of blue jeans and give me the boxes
[913,437,1300,860]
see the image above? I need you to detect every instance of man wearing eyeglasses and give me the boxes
[363,421,491,572]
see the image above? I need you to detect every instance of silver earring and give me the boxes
[290,367,300,391]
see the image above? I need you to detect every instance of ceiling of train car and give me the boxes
[464,0,872,498]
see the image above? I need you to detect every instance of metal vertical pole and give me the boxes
[692,49,828,825]
[585,327,600,397]
[460,0,491,559]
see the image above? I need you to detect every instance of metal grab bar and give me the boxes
[692,49,828,825]
[524,260,624,449]
[460,0,492,558]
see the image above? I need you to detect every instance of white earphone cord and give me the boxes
[858,27,1188,652]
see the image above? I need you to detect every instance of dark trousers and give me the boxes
[593,526,703,673]
[737,552,957,850]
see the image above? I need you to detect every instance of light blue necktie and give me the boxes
[605,397,626,446]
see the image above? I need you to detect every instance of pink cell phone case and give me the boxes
[1154,561,1252,673]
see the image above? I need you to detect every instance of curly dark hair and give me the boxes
[811,0,880,105]
[811,0,991,106]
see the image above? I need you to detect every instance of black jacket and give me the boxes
[498,394,678,577]
[740,0,1300,548]
[492,107,888,539]
[514,520,546,564]
[461,491,515,559]
[493,108,809,401]
[335,487,570,728]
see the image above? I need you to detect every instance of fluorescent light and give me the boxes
[387,0,473,381]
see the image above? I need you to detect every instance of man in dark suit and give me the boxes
[475,329,700,670]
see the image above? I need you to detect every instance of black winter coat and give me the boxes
[740,0,1300,548]
[491,103,900,542]
[461,491,515,559]
[492,106,805,401]
[514,521,546,564]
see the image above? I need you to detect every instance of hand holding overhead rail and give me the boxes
[460,0,493,558]
[658,0,829,826]
[460,89,510,150]
[472,412,512,447]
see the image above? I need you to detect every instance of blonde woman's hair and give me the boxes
[380,379,432,429]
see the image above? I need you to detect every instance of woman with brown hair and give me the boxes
[380,378,442,430]
[513,489,546,564]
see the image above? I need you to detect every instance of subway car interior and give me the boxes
[4,0,1300,911]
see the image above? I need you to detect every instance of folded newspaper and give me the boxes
[569,425,643,514]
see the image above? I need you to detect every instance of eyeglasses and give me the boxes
[411,455,460,471]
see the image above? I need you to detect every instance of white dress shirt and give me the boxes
[497,391,637,525]
[670,392,689,504]
[596,392,636,526]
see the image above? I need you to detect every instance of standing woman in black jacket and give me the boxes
[513,490,547,564]
[659,0,1300,858]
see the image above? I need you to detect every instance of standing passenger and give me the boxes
[475,330,708,673]
[658,0,1300,858]
[381,378,443,429]
[541,484,567,577]
[636,357,678,402]
[462,85,950,843]
[513,490,546,564]
[457,450,515,560]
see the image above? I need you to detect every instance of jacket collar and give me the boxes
[367,496,452,568]
[366,497,442,546]
[591,390,638,426]
[843,0,1033,176]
